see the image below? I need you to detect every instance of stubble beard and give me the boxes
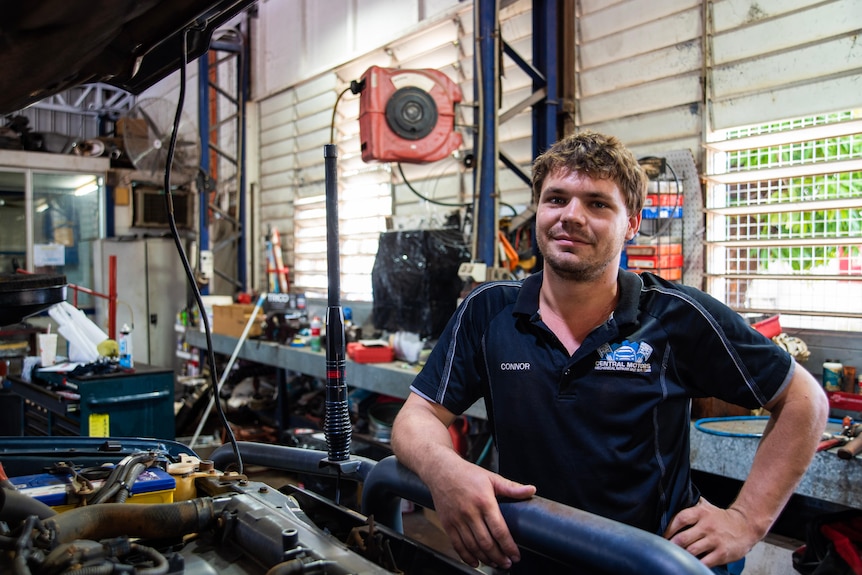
[538,232,621,283]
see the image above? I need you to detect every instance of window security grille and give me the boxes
[705,112,862,332]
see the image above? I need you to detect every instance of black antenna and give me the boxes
[320,144,359,500]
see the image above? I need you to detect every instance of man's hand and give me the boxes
[391,394,536,569]
[428,457,536,570]
[664,498,761,567]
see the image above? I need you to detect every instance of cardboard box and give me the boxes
[213,304,262,338]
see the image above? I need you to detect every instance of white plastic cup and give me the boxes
[38,333,58,366]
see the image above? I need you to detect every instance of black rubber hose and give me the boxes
[361,456,713,575]
[0,486,56,524]
[42,498,215,545]
[114,462,148,504]
[209,442,377,482]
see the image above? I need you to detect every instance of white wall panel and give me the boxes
[579,7,701,69]
[576,0,704,165]
[708,0,862,129]
[580,40,701,96]
[253,0,462,100]
[581,75,702,125]
[711,35,862,100]
[711,74,862,132]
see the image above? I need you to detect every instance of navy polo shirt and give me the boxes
[410,269,794,535]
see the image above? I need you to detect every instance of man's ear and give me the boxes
[626,212,642,240]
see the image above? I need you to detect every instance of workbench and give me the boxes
[690,419,862,546]
[184,330,487,419]
[8,363,175,440]
[690,419,862,511]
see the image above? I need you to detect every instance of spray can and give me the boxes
[310,317,322,352]
[119,324,134,368]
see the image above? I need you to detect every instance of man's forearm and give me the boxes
[391,396,461,483]
[731,371,828,536]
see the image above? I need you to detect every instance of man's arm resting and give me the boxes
[731,363,829,536]
[391,393,536,570]
[666,364,829,566]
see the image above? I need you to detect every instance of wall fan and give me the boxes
[122,97,201,186]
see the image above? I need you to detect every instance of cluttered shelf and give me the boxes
[183,329,488,420]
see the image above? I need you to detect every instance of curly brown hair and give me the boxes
[531,131,647,216]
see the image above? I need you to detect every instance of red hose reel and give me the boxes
[359,66,463,164]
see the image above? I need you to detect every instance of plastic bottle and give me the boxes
[310,316,322,352]
[119,324,134,368]
[822,359,843,392]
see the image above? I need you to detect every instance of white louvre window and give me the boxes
[705,111,862,332]
[292,167,392,302]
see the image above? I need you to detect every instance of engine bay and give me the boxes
[0,438,476,575]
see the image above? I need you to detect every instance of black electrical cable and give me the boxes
[396,163,472,208]
[164,28,243,473]
[329,86,353,145]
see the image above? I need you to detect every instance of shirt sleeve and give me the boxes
[409,284,498,415]
[668,287,793,408]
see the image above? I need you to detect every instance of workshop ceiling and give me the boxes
[0,0,256,115]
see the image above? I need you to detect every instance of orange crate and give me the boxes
[627,254,683,269]
[626,243,682,256]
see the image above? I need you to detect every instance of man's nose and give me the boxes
[560,199,586,223]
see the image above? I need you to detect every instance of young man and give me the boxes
[391,131,828,573]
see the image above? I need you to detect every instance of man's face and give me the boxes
[536,169,640,281]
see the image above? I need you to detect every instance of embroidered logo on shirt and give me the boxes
[595,340,654,373]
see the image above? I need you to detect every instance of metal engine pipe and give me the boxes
[42,498,215,544]
[361,456,713,575]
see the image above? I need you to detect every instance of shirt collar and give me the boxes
[513,268,643,327]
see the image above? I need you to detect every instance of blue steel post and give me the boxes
[533,0,559,156]
[475,0,499,267]
[238,28,249,291]
[474,0,500,267]
[198,56,211,295]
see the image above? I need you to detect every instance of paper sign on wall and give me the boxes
[34,244,65,266]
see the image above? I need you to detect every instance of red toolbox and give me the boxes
[347,341,395,363]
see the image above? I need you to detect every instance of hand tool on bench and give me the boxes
[818,433,851,452]
[819,417,861,453]
[837,431,862,460]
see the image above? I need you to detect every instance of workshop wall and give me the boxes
[247,0,861,298]
[251,0,536,296]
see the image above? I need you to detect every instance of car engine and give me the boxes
[0,439,476,575]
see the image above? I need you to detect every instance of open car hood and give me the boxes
[0,0,256,115]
